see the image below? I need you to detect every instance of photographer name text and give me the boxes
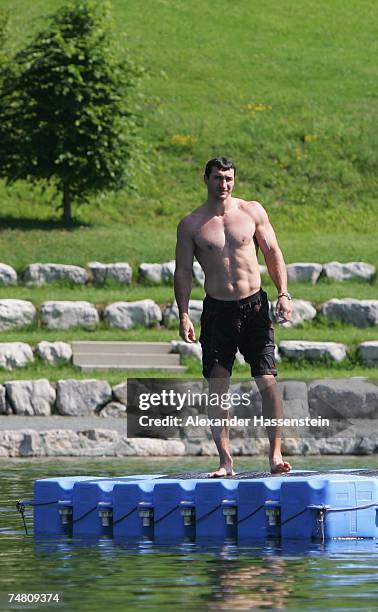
[138,415,330,428]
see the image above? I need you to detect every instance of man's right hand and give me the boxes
[179,314,196,343]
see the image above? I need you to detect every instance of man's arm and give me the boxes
[174,218,196,342]
[253,202,292,322]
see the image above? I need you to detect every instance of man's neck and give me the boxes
[207,195,234,216]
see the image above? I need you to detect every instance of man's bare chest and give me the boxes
[194,211,256,251]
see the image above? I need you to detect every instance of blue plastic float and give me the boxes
[20,470,378,541]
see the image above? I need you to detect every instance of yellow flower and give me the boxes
[170,134,197,146]
[304,134,318,143]
[245,103,272,115]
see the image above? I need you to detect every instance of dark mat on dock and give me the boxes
[159,469,378,480]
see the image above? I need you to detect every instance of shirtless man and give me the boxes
[174,156,293,476]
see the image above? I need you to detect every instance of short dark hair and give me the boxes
[204,156,236,178]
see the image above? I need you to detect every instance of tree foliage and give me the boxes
[0,1,142,222]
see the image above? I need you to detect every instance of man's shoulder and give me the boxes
[177,204,207,233]
[238,198,266,217]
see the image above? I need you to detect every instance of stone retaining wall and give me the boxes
[1,297,378,332]
[0,378,376,419]
[1,427,377,458]
[0,260,375,286]
[0,378,377,456]
[1,339,377,371]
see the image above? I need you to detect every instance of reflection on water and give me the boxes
[1,456,377,610]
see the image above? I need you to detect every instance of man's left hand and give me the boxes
[275,296,292,322]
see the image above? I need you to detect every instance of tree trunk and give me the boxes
[62,183,73,224]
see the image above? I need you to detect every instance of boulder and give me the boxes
[0,342,34,370]
[0,429,121,458]
[0,430,30,458]
[104,300,162,329]
[359,341,378,367]
[308,379,378,419]
[88,262,132,284]
[24,263,88,286]
[161,260,176,283]
[113,382,128,405]
[309,438,349,455]
[36,341,72,365]
[279,380,309,417]
[0,299,36,330]
[279,340,347,362]
[171,340,202,361]
[5,379,56,416]
[270,299,317,327]
[0,263,17,285]
[163,299,203,325]
[118,438,186,456]
[275,345,282,363]
[42,429,121,457]
[282,438,308,455]
[322,299,378,327]
[259,264,267,275]
[184,439,219,455]
[323,261,375,281]
[40,301,99,330]
[138,260,175,284]
[277,380,310,437]
[229,381,262,419]
[286,263,322,284]
[139,263,163,284]
[171,341,279,367]
[354,435,378,455]
[192,261,205,286]
[0,384,8,414]
[56,379,112,416]
[99,401,127,418]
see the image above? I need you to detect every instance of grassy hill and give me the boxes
[0,0,376,234]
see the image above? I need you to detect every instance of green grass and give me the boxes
[0,319,376,382]
[0,277,377,307]
[0,324,180,344]
[3,224,376,274]
[0,0,376,232]
[0,283,205,307]
[0,353,376,385]
[0,318,377,347]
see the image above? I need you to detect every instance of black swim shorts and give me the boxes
[199,288,277,379]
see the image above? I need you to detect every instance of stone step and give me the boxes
[71,341,187,372]
[73,353,181,367]
[72,341,172,354]
[78,364,187,372]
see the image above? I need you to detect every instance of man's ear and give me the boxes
[204,174,208,185]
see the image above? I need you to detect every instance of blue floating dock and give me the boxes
[23,470,378,541]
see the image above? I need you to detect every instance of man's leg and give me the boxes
[208,363,235,477]
[254,374,292,474]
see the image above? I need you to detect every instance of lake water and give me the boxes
[1,456,377,611]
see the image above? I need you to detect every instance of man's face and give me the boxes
[205,167,235,200]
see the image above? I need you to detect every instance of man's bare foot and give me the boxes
[209,465,235,478]
[270,457,292,474]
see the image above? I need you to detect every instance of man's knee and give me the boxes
[208,363,230,394]
[255,374,276,392]
[210,363,230,378]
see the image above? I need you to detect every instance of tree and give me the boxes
[0,1,141,223]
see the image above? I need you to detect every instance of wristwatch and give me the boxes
[277,292,292,300]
